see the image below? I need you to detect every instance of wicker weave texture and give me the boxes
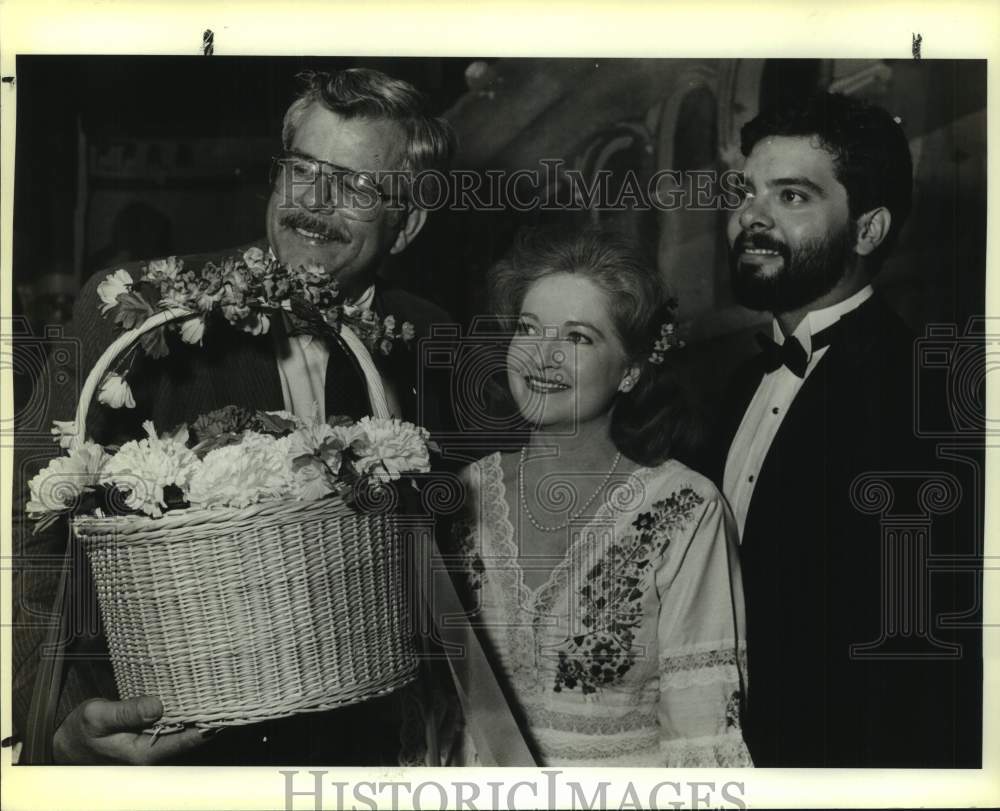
[74,497,417,727]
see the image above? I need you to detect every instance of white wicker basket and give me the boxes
[71,308,417,728]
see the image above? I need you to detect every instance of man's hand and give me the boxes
[53,696,212,764]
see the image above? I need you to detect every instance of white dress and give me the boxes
[412,452,753,768]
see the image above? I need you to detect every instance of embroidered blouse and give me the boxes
[416,452,752,768]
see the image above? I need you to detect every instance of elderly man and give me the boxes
[713,92,981,767]
[13,68,456,764]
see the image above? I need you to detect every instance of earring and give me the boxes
[620,376,633,392]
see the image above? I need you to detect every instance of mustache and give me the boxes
[733,232,788,255]
[279,211,350,242]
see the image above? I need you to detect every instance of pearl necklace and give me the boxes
[517,446,623,533]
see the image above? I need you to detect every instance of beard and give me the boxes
[728,225,853,313]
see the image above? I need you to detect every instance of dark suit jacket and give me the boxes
[708,294,982,767]
[12,244,455,764]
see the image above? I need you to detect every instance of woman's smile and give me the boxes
[523,374,570,394]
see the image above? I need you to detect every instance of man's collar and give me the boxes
[771,285,875,355]
[348,284,376,312]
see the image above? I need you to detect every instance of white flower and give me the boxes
[328,421,366,449]
[100,421,202,518]
[285,422,347,501]
[98,373,136,409]
[27,441,109,518]
[188,433,294,509]
[145,256,181,281]
[293,417,345,453]
[50,420,79,450]
[96,269,133,314]
[352,417,431,483]
[292,456,338,501]
[242,246,267,271]
[283,420,392,501]
[401,322,416,342]
[179,315,206,345]
[286,422,344,465]
[383,315,397,335]
[158,282,191,310]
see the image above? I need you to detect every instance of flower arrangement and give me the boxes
[95,247,416,409]
[28,407,433,531]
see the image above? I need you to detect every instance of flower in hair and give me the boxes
[648,320,685,365]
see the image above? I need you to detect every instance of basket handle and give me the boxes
[74,307,391,441]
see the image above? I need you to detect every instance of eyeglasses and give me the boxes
[269,151,405,221]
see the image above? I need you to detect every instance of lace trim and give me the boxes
[479,452,515,559]
[661,731,753,768]
[517,729,752,767]
[524,702,657,736]
[660,664,741,691]
[535,729,660,761]
[477,453,538,690]
[659,644,748,690]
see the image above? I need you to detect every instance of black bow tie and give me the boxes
[756,323,839,378]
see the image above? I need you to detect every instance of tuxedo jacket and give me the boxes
[709,293,982,767]
[12,244,455,764]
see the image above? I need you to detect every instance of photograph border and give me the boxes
[1,1,997,809]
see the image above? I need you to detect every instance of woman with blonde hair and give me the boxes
[423,225,751,767]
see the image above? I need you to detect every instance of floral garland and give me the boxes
[95,247,416,409]
[29,407,433,530]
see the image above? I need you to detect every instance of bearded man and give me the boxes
[713,92,981,767]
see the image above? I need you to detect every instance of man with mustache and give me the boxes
[13,68,456,764]
[714,92,980,767]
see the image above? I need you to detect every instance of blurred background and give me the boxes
[9,56,987,421]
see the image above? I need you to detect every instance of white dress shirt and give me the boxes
[723,285,874,539]
[273,284,402,421]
